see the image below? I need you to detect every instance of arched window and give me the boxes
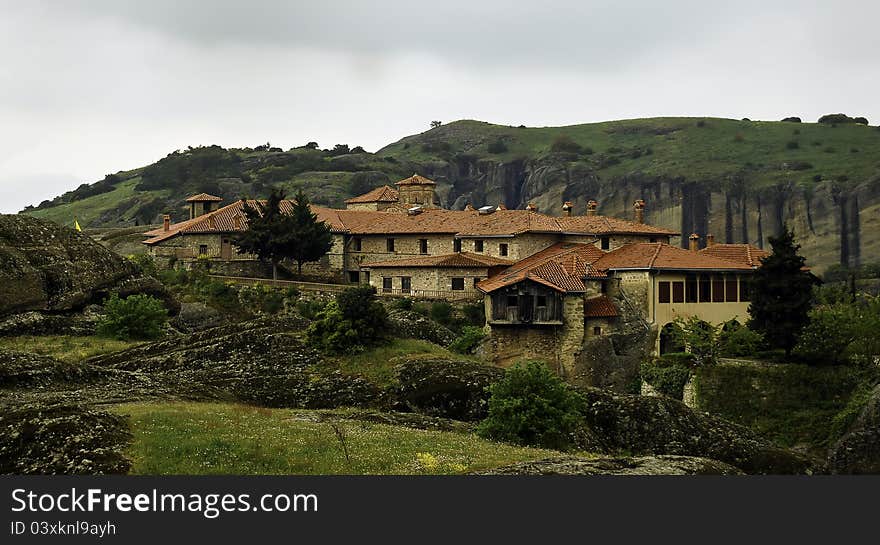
[659,323,685,355]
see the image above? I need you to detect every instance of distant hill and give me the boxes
[21,117,880,272]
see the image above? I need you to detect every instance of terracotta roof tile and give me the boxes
[344,185,399,204]
[700,244,769,268]
[557,215,679,236]
[584,295,620,318]
[477,242,605,293]
[361,252,512,269]
[592,243,754,271]
[395,173,436,186]
[185,193,223,202]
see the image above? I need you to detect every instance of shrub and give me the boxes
[392,297,415,311]
[97,294,168,340]
[487,138,508,154]
[696,120,706,127]
[795,298,880,365]
[718,323,765,358]
[126,254,157,276]
[786,140,800,150]
[549,135,582,154]
[461,303,485,326]
[429,301,453,325]
[781,116,802,123]
[449,326,486,354]
[671,316,721,365]
[295,299,325,320]
[477,362,585,451]
[641,359,692,399]
[656,352,696,368]
[307,286,389,354]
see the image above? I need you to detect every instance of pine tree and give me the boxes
[234,189,332,280]
[747,227,820,357]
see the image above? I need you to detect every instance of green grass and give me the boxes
[0,335,141,363]
[115,402,559,475]
[323,338,479,386]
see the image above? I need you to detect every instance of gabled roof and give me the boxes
[584,296,620,318]
[592,243,754,271]
[361,252,512,269]
[699,243,769,268]
[185,193,223,202]
[477,243,605,293]
[344,185,399,204]
[396,173,436,186]
[557,215,679,236]
[143,199,347,244]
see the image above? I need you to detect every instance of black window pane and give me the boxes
[726,277,738,302]
[685,275,698,303]
[712,278,725,302]
[659,281,670,303]
[451,278,465,290]
[672,281,684,303]
[699,275,711,302]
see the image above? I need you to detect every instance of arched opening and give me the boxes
[659,322,685,355]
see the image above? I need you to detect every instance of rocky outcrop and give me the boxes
[0,403,131,475]
[392,358,504,420]
[829,385,880,474]
[387,309,456,346]
[576,387,812,474]
[171,302,226,333]
[474,455,744,475]
[0,215,176,318]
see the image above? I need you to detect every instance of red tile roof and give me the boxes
[361,252,512,269]
[592,243,754,271]
[557,215,678,236]
[395,173,436,186]
[185,193,223,202]
[477,243,605,293]
[344,185,399,204]
[699,243,769,268]
[584,296,620,318]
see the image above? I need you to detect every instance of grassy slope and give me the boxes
[380,117,880,190]
[0,335,141,364]
[116,402,558,475]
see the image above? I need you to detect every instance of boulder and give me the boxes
[392,358,504,421]
[387,309,456,346]
[576,387,812,474]
[829,384,880,474]
[0,310,99,337]
[171,302,226,333]
[0,403,131,475]
[0,214,175,317]
[474,455,744,475]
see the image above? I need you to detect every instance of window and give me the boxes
[474,240,484,252]
[400,276,411,294]
[507,295,518,307]
[699,274,711,302]
[600,237,610,250]
[600,281,608,294]
[199,244,208,255]
[382,277,392,293]
[353,237,362,251]
[451,277,465,291]
[364,271,370,284]
[672,281,684,303]
[473,277,481,288]
[685,275,698,303]
[386,238,395,252]
[453,239,462,252]
[726,277,738,302]
[712,278,725,302]
[419,239,428,254]
[536,295,547,307]
[499,243,509,256]
[649,237,657,243]
[348,271,360,283]
[739,277,751,302]
[658,281,670,303]
[593,326,602,336]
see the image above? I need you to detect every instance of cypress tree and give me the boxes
[747,227,820,357]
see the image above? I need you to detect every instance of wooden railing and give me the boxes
[378,288,482,301]
[208,275,482,301]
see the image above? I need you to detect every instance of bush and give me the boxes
[449,326,486,354]
[295,299,325,320]
[392,297,414,311]
[718,324,765,358]
[487,138,508,154]
[671,316,721,365]
[656,352,696,368]
[429,301,453,325]
[795,298,880,365]
[97,294,168,340]
[461,303,485,326]
[549,135,582,154]
[477,362,585,451]
[781,117,802,123]
[641,359,692,399]
[307,286,389,354]
[786,140,800,150]
[126,254,157,276]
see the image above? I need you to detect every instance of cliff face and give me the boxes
[417,155,879,272]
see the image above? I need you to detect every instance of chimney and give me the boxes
[633,199,645,223]
[464,204,475,211]
[233,214,242,230]
[208,213,217,230]
[497,203,508,211]
[689,233,700,252]
[562,201,573,217]
[526,203,538,212]
[587,200,598,216]
[163,214,170,232]
[706,234,715,247]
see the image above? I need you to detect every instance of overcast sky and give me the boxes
[1,0,878,213]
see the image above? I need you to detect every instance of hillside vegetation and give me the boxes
[21,116,880,271]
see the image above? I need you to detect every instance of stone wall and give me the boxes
[366,266,487,298]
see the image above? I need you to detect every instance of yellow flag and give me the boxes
[74,217,82,232]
